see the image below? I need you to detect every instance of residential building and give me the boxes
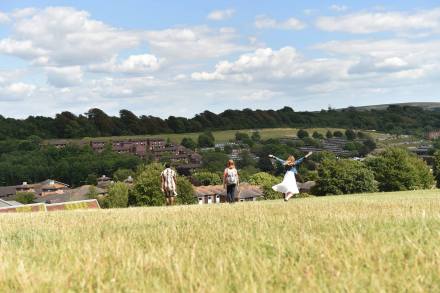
[194,183,263,204]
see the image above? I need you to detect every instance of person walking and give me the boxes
[161,163,177,205]
[223,160,239,203]
[269,152,313,201]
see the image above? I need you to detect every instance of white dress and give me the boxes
[272,170,299,194]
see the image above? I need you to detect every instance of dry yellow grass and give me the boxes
[1,190,440,292]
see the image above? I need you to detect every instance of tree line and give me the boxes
[1,105,440,139]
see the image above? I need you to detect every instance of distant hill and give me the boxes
[342,102,440,111]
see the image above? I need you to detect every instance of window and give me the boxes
[198,197,203,205]
[207,196,212,204]
[216,195,220,203]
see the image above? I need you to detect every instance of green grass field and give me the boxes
[2,190,440,292]
[49,128,348,144]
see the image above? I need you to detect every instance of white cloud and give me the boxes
[0,7,141,66]
[316,8,440,34]
[255,15,306,30]
[0,11,9,23]
[0,82,35,101]
[88,54,163,74]
[145,26,251,60]
[330,5,348,12]
[191,47,347,83]
[207,9,235,21]
[46,66,83,88]
[240,89,282,101]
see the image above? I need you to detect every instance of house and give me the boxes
[97,175,112,188]
[34,185,106,204]
[427,130,440,140]
[297,181,317,193]
[40,180,70,197]
[194,183,263,204]
[0,199,23,207]
[0,186,17,198]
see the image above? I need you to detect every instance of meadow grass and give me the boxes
[1,190,440,292]
[48,127,348,144]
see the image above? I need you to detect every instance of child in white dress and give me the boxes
[269,152,313,201]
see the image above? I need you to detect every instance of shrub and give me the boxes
[130,163,164,206]
[181,137,197,150]
[198,132,215,148]
[345,129,357,140]
[434,151,440,188]
[113,168,134,182]
[175,177,197,205]
[248,172,282,200]
[313,159,378,195]
[365,147,434,192]
[14,192,35,204]
[297,129,309,139]
[193,171,222,186]
[326,130,333,138]
[106,182,129,208]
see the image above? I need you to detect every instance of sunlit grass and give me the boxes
[1,190,440,292]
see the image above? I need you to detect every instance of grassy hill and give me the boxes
[345,102,440,111]
[47,127,348,144]
[1,190,440,292]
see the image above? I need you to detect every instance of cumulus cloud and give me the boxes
[145,26,251,59]
[240,89,282,101]
[191,47,347,83]
[207,9,235,21]
[0,7,141,66]
[0,82,35,101]
[255,15,306,30]
[0,11,9,23]
[329,5,348,12]
[46,66,83,88]
[88,54,163,74]
[316,8,440,34]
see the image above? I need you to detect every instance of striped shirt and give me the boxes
[161,168,176,191]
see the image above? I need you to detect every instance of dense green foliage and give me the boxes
[313,159,378,195]
[181,137,197,150]
[432,151,440,188]
[14,192,35,204]
[192,171,222,186]
[105,182,130,208]
[247,172,281,200]
[1,105,440,140]
[366,148,434,192]
[0,141,140,187]
[129,164,195,206]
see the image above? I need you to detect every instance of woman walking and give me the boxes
[269,152,313,201]
[223,160,239,203]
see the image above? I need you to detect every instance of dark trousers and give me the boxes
[226,184,236,203]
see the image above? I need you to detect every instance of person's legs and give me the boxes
[170,196,175,205]
[230,184,236,203]
[226,184,235,203]
[285,192,294,201]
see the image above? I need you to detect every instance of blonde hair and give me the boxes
[227,160,235,168]
[284,155,295,166]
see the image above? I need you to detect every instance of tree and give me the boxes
[433,151,440,188]
[326,130,333,139]
[313,159,378,195]
[192,171,222,186]
[106,182,129,208]
[130,163,165,206]
[113,168,135,182]
[251,131,261,142]
[201,151,229,172]
[248,172,281,200]
[175,176,196,205]
[198,133,215,148]
[312,131,324,139]
[181,137,197,150]
[223,145,233,154]
[345,129,357,140]
[14,192,35,204]
[238,150,256,169]
[333,130,344,138]
[297,129,309,139]
[365,147,434,192]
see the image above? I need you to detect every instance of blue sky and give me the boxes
[0,1,439,118]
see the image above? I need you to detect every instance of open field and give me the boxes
[47,127,348,144]
[2,190,440,292]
